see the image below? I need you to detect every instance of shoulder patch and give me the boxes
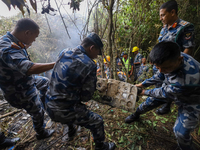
[179,21,189,26]
[185,32,192,40]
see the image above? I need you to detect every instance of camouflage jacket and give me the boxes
[0,32,36,107]
[158,18,195,51]
[142,53,200,104]
[134,52,142,64]
[46,46,97,110]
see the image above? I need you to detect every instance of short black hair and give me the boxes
[81,37,98,49]
[15,18,39,32]
[149,41,180,65]
[160,0,178,14]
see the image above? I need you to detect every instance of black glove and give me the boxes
[136,87,142,102]
[74,102,87,113]
[137,87,142,95]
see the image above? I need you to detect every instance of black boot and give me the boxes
[36,129,55,140]
[125,109,141,124]
[0,132,20,149]
[155,102,171,115]
[68,124,77,141]
[95,142,116,150]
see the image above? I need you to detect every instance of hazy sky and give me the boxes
[0,1,21,17]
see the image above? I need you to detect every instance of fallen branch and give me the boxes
[0,109,21,119]
[191,134,200,146]
[13,133,35,150]
[0,101,8,107]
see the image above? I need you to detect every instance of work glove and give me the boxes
[136,87,142,102]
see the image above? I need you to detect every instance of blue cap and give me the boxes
[87,32,103,55]
[124,52,128,55]
[121,51,127,56]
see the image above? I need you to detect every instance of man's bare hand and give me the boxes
[135,83,144,88]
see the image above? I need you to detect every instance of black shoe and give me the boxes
[0,137,20,149]
[125,113,140,124]
[68,125,77,141]
[36,129,54,140]
[95,142,116,150]
[156,103,171,115]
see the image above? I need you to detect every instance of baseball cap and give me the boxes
[87,32,103,55]
[123,52,128,55]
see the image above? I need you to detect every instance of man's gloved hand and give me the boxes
[74,102,87,113]
[137,87,142,95]
[136,87,142,102]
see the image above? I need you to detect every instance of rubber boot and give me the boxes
[125,109,141,124]
[68,124,77,141]
[0,132,20,149]
[156,102,171,115]
[95,142,116,150]
[178,141,199,150]
[36,129,55,140]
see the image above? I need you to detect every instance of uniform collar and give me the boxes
[6,32,19,44]
[77,45,86,54]
[166,18,181,29]
[6,32,25,49]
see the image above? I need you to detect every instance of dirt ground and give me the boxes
[0,97,200,150]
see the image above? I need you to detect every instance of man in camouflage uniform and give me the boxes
[125,41,200,150]
[0,18,55,143]
[132,46,142,81]
[156,0,195,115]
[45,33,116,150]
[136,57,153,83]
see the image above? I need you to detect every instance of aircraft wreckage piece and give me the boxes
[96,78,138,112]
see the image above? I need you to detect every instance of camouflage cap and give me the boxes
[123,52,128,55]
[87,32,103,55]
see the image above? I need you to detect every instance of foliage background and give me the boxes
[0,0,199,77]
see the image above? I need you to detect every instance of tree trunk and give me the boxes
[107,0,115,79]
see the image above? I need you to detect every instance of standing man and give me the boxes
[45,33,116,150]
[156,0,195,115]
[0,18,55,141]
[132,46,142,81]
[122,52,134,77]
[136,57,153,83]
[125,41,200,150]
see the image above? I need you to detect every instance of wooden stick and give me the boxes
[0,109,21,119]
[0,101,8,107]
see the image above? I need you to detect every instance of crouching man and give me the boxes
[0,18,55,141]
[45,33,116,150]
[125,41,200,150]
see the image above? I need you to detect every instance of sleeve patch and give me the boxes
[185,32,192,40]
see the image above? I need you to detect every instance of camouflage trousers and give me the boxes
[4,75,49,133]
[137,96,200,150]
[46,102,105,143]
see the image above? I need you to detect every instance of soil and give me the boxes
[0,97,200,150]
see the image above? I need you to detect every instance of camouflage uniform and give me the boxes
[136,64,153,83]
[0,32,49,133]
[137,53,200,150]
[158,18,195,52]
[134,52,142,80]
[45,45,105,142]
